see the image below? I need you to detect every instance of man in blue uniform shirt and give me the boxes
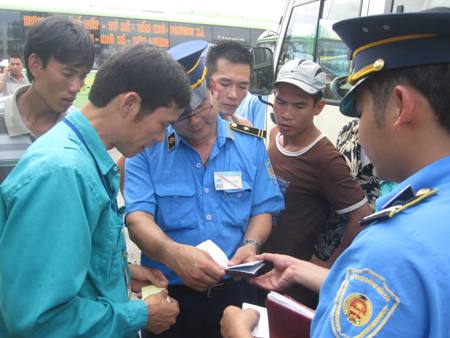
[220,9,450,338]
[124,40,284,338]
[0,43,191,337]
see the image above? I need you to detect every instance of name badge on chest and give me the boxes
[214,171,243,190]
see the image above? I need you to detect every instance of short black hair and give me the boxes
[89,43,191,117]
[24,15,94,81]
[8,54,22,61]
[363,63,450,133]
[206,41,253,84]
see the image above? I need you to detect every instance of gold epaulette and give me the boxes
[230,123,267,139]
[360,187,438,226]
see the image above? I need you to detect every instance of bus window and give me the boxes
[277,1,319,72]
[316,0,361,101]
[393,0,449,12]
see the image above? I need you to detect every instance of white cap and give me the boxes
[274,59,325,94]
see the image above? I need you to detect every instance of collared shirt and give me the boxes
[234,93,267,129]
[124,116,284,285]
[312,156,450,337]
[0,108,147,337]
[1,72,29,96]
[0,85,66,182]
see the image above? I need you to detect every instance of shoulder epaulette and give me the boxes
[230,123,267,139]
[360,186,438,226]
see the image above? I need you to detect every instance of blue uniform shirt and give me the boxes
[235,93,267,129]
[0,108,147,338]
[124,116,284,284]
[312,156,450,337]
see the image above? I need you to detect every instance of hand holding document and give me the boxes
[141,284,166,300]
[196,240,273,279]
[242,303,269,338]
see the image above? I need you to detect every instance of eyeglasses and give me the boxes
[173,93,213,125]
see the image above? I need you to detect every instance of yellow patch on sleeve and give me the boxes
[330,268,400,337]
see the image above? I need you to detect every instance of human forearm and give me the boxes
[127,211,178,267]
[294,259,329,293]
[243,213,272,247]
[229,213,272,265]
[252,253,329,293]
[126,211,224,290]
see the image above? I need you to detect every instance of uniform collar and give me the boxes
[375,155,450,211]
[65,108,115,176]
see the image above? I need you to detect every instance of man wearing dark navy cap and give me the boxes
[221,9,450,338]
[124,40,284,338]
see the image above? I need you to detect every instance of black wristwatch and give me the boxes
[241,239,262,254]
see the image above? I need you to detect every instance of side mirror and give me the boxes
[330,75,351,99]
[249,47,274,96]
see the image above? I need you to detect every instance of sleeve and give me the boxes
[124,150,157,217]
[313,231,430,337]
[250,139,284,216]
[0,168,147,338]
[318,146,366,214]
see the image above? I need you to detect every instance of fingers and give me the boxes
[144,268,169,288]
[179,249,225,290]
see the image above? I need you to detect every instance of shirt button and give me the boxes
[206,214,212,221]
[196,162,202,168]
[113,166,118,172]
[204,187,209,193]
[236,192,242,198]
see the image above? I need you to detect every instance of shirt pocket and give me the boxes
[154,183,197,231]
[91,212,127,292]
[221,179,253,226]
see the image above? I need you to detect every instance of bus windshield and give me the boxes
[278,0,360,103]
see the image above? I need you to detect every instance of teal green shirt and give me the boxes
[0,108,147,337]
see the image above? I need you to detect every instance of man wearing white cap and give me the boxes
[262,59,371,307]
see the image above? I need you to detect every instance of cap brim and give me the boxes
[339,77,369,117]
[274,78,320,95]
[178,82,206,118]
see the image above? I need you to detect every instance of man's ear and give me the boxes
[314,99,326,116]
[120,92,141,119]
[28,53,43,78]
[392,85,414,131]
[209,78,218,95]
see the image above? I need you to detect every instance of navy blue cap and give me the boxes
[333,11,450,117]
[168,40,209,117]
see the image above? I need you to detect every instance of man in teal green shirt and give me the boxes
[0,43,191,337]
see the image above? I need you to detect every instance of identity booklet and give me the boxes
[224,260,273,278]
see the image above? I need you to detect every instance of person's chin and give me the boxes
[278,124,293,135]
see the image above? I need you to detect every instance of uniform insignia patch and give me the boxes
[343,293,372,326]
[331,268,400,337]
[167,132,176,151]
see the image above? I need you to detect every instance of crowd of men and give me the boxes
[1,8,449,338]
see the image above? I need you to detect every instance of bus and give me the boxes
[0,3,268,107]
[251,0,447,143]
